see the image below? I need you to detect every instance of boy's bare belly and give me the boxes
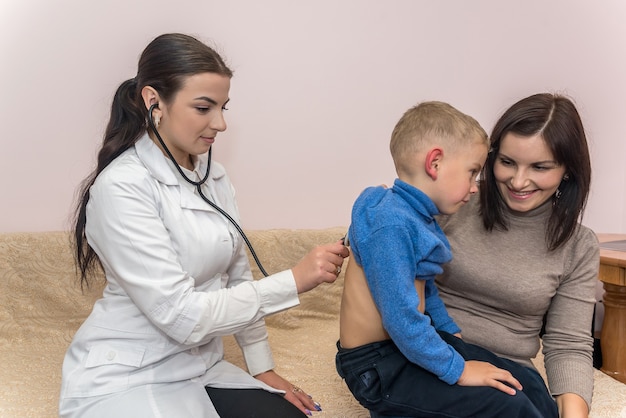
[339,252,425,349]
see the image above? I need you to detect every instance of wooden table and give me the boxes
[597,233,626,384]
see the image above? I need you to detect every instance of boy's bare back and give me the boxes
[339,250,425,349]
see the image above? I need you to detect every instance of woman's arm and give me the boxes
[542,227,599,413]
[88,164,300,345]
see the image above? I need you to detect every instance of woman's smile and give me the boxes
[506,188,537,200]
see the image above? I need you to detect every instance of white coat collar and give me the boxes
[134,133,225,186]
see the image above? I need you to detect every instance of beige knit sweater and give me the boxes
[436,196,599,407]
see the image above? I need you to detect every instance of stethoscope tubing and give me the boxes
[147,103,269,277]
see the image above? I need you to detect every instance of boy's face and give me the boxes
[430,140,488,215]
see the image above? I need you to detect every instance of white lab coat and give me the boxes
[59,134,299,417]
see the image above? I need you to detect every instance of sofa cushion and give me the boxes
[1,229,625,417]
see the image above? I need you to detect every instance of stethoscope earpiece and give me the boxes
[148,102,159,114]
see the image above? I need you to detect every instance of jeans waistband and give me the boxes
[336,339,396,355]
[336,339,399,378]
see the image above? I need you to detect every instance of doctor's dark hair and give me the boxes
[479,93,591,251]
[73,33,233,288]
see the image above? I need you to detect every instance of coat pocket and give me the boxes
[64,344,147,398]
[85,344,145,368]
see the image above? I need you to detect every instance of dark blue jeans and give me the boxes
[336,332,558,418]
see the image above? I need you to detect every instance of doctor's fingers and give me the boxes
[292,256,341,293]
[313,243,349,268]
[286,387,321,416]
[324,240,350,259]
[309,247,347,276]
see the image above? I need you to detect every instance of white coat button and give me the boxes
[106,351,116,361]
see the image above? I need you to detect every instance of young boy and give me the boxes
[336,102,544,417]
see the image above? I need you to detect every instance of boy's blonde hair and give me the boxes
[390,101,488,175]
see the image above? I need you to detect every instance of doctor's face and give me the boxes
[156,72,231,169]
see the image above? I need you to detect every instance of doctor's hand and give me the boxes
[291,240,349,294]
[254,370,321,416]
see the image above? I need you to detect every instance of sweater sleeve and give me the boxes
[425,280,462,335]
[542,227,598,409]
[353,225,465,384]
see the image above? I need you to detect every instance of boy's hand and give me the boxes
[457,360,523,395]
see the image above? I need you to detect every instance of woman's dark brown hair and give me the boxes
[73,33,233,288]
[480,93,591,251]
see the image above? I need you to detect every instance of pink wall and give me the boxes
[1,0,625,233]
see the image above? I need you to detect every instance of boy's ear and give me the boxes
[425,147,443,180]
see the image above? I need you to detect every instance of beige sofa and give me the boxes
[1,228,625,418]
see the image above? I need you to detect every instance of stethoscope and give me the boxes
[148,103,269,277]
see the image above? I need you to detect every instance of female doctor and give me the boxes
[59,33,348,418]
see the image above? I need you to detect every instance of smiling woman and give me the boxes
[493,132,567,214]
[437,93,598,418]
[483,93,592,251]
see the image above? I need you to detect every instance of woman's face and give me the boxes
[157,72,231,169]
[493,133,566,212]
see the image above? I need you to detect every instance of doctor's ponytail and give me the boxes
[72,33,232,289]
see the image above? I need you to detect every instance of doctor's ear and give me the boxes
[140,86,161,111]
[425,147,443,180]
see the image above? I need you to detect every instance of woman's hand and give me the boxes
[291,240,349,294]
[556,393,589,418]
[457,360,523,395]
[254,370,321,416]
